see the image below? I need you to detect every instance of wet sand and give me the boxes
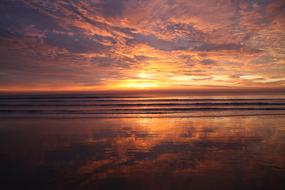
[0,116,285,190]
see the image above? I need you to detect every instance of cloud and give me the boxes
[93,0,126,17]
[200,59,216,65]
[45,30,107,53]
[0,0,285,91]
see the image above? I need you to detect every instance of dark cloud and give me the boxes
[94,0,125,17]
[195,43,243,52]
[90,56,135,68]
[45,31,107,53]
[0,0,284,90]
[201,59,216,65]
[0,0,62,37]
[250,55,274,64]
[163,23,204,41]
[133,34,175,51]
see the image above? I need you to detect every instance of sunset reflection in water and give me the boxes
[1,116,285,190]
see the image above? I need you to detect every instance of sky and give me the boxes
[0,0,285,92]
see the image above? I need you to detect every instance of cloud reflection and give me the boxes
[1,116,285,189]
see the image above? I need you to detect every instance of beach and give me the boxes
[0,94,285,189]
[1,0,285,189]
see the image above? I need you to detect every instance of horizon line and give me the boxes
[1,87,285,95]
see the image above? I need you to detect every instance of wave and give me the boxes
[1,97,285,102]
[1,112,285,119]
[0,95,141,100]
[1,102,285,107]
[1,107,285,114]
[1,96,285,118]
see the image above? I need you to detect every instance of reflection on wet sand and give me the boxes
[0,116,285,189]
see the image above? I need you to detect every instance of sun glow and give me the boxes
[116,79,159,89]
[110,72,161,89]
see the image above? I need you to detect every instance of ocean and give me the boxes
[1,93,285,118]
[0,93,285,189]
